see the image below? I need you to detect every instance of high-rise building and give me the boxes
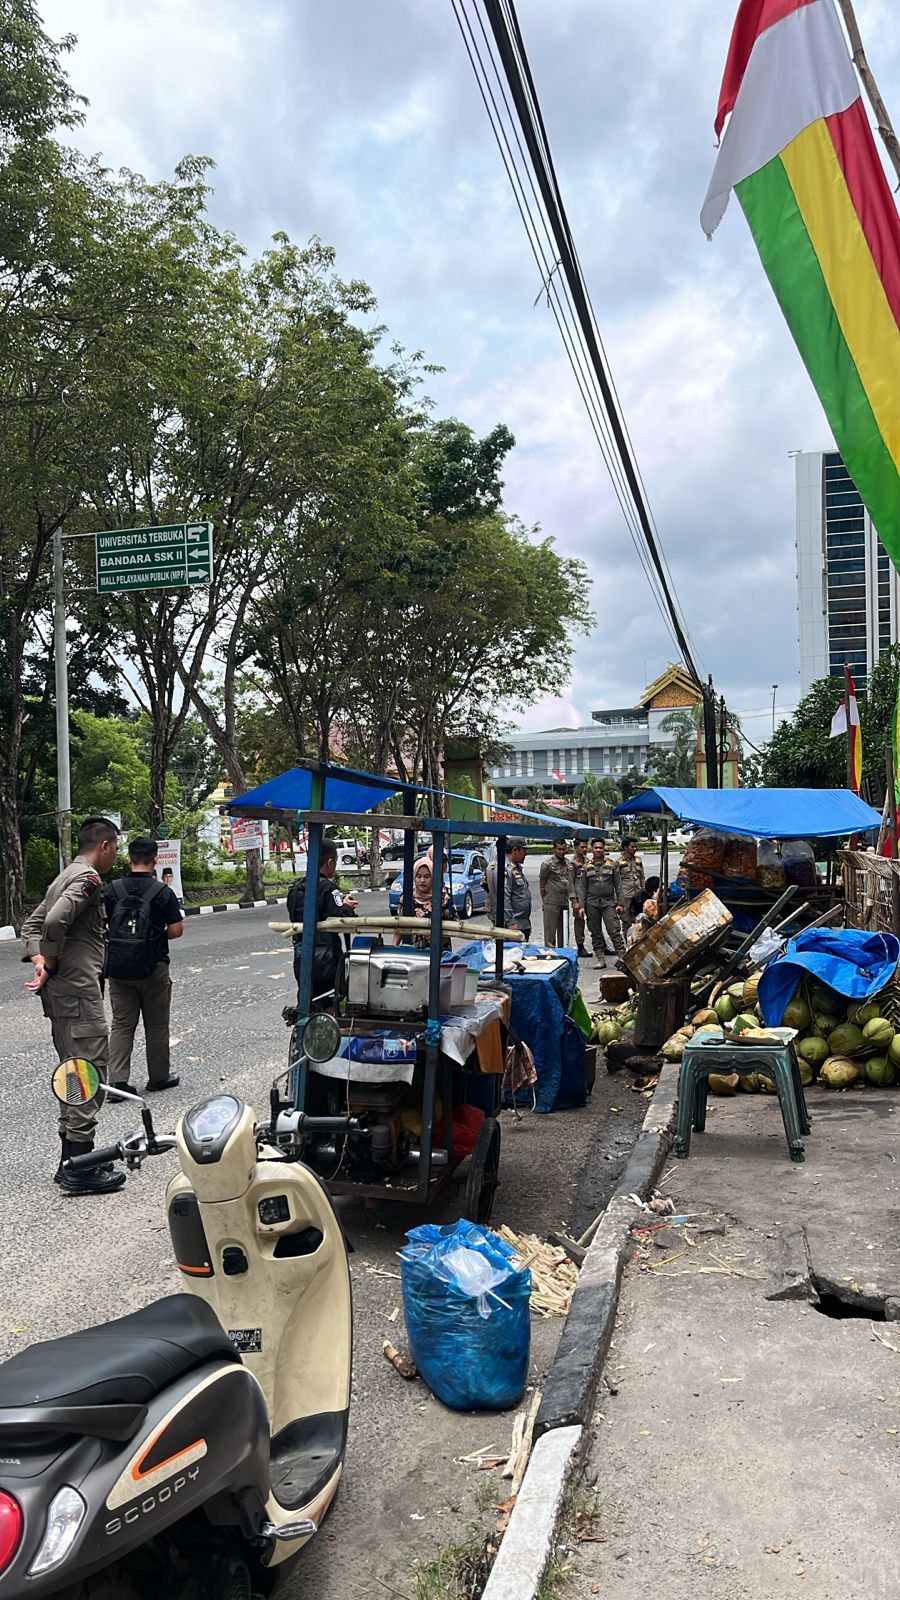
[796,449,900,694]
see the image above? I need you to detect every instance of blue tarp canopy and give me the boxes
[224,762,596,833]
[223,765,398,818]
[611,786,881,839]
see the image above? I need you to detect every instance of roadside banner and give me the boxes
[154,838,183,901]
[231,818,269,857]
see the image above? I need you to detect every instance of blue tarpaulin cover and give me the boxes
[451,942,586,1113]
[224,765,399,816]
[611,787,881,839]
[225,763,593,832]
[759,928,900,1024]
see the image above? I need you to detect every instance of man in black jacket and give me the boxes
[104,837,184,1094]
[287,837,358,1001]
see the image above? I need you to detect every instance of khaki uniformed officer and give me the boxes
[577,838,625,964]
[22,815,125,1196]
[486,842,532,940]
[539,837,575,947]
[616,837,646,930]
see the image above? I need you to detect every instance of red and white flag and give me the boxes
[829,667,863,794]
[550,768,565,782]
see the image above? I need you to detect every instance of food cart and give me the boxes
[226,760,582,1222]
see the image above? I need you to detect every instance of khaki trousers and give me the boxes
[587,902,624,956]
[542,901,567,947]
[43,978,108,1140]
[108,964,173,1085]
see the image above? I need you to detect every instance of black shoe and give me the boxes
[56,1140,126,1196]
[58,1163,127,1195]
[145,1073,180,1092]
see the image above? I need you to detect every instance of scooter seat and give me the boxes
[0,1295,239,1411]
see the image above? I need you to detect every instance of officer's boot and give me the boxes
[55,1137,127,1196]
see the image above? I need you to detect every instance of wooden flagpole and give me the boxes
[836,0,900,188]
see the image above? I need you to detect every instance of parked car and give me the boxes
[382,833,432,862]
[389,848,489,920]
[329,836,368,869]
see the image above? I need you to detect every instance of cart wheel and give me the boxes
[463,1117,501,1225]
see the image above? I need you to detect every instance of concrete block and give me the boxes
[481,1426,583,1600]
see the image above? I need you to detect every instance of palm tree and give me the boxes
[575,772,621,826]
[512,783,547,813]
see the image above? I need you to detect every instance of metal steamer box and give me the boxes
[347,949,432,1016]
[346,950,462,1017]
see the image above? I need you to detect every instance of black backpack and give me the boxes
[106,878,165,980]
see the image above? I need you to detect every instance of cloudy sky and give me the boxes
[41,0,900,747]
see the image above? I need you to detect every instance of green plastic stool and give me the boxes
[675,1037,810,1164]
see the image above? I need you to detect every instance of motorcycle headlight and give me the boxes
[28,1486,85,1575]
[300,1013,341,1064]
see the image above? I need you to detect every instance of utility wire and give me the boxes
[456,0,704,686]
[452,0,685,655]
[462,4,684,649]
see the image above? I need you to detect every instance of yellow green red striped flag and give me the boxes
[702,0,900,565]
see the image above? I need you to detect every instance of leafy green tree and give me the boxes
[762,646,900,794]
[413,419,514,522]
[762,677,846,788]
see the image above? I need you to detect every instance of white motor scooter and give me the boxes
[0,1016,354,1599]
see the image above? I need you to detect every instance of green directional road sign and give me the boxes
[95,522,214,593]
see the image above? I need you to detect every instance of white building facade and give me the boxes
[796,449,900,694]
[486,707,681,796]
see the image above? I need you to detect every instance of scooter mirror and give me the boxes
[51,1057,101,1106]
[301,1012,341,1064]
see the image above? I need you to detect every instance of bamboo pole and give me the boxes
[836,0,900,187]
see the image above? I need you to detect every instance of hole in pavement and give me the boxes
[812,1290,886,1321]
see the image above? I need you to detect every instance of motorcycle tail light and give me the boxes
[0,1492,23,1574]
[28,1486,85,1576]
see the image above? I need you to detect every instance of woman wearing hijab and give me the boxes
[394,857,453,949]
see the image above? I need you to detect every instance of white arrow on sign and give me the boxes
[186,524,209,542]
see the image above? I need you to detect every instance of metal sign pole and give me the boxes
[53,530,72,868]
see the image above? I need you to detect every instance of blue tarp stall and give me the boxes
[611,787,882,838]
[451,941,587,1114]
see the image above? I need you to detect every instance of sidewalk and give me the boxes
[568,1086,900,1600]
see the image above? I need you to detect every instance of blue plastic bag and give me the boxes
[400,1221,532,1410]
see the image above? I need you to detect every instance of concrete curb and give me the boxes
[480,1427,583,1600]
[183,896,288,918]
[480,1063,680,1600]
[181,885,384,918]
[535,1061,679,1437]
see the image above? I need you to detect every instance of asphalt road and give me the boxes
[0,903,648,1597]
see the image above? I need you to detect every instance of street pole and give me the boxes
[53,530,72,868]
[885,743,900,934]
[772,684,778,737]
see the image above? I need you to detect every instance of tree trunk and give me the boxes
[244,847,264,901]
[0,773,26,928]
[368,829,385,890]
[149,724,169,837]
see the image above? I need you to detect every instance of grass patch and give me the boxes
[564,1479,600,1542]
[412,1531,494,1600]
[537,1555,573,1600]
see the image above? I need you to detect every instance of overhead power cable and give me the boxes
[454,2,683,651]
[451,0,705,688]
